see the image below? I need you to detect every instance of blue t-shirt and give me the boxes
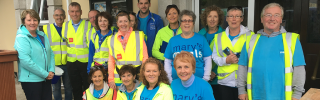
[238,35,306,100]
[93,89,103,98]
[164,33,212,80]
[139,15,149,36]
[36,34,45,48]
[125,90,135,100]
[229,34,240,41]
[140,85,160,100]
[171,76,215,100]
[54,23,62,37]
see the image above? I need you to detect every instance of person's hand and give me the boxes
[209,71,216,81]
[226,51,238,64]
[292,98,299,100]
[238,94,248,100]
[46,72,54,80]
[109,81,116,90]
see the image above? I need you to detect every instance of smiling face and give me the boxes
[207,11,219,28]
[129,14,136,28]
[91,70,104,88]
[226,10,243,30]
[98,16,109,31]
[166,8,179,24]
[175,60,194,81]
[117,16,130,32]
[53,9,65,25]
[261,6,282,32]
[180,15,194,33]
[137,0,150,14]
[144,63,160,86]
[121,72,136,87]
[68,5,82,22]
[88,11,98,27]
[24,14,39,33]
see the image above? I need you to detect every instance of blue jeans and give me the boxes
[52,65,73,100]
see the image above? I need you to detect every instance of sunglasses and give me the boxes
[227,6,243,12]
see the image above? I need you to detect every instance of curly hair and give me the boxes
[200,5,224,28]
[139,58,170,86]
[88,65,107,83]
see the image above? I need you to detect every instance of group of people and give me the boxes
[14,0,306,99]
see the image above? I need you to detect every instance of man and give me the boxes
[237,3,306,100]
[87,10,100,47]
[61,2,91,100]
[43,8,73,100]
[137,0,164,57]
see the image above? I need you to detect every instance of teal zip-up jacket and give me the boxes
[152,24,182,60]
[14,25,55,82]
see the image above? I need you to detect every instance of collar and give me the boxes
[181,74,195,88]
[71,19,83,26]
[97,30,112,38]
[88,81,110,98]
[257,26,287,37]
[137,10,152,19]
[168,22,180,30]
[119,80,141,93]
[225,25,250,37]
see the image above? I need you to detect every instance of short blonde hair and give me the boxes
[261,3,284,18]
[21,9,40,25]
[173,51,196,73]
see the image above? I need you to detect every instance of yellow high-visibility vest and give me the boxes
[246,33,299,100]
[214,31,254,79]
[90,29,117,67]
[107,31,144,84]
[62,20,91,63]
[84,88,115,100]
[43,24,67,65]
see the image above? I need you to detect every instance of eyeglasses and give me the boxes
[226,15,242,19]
[54,14,64,17]
[227,6,243,12]
[181,19,193,23]
[264,14,282,18]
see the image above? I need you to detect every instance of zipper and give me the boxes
[34,36,48,72]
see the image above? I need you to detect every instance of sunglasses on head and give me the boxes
[227,6,243,12]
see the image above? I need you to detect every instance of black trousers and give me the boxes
[67,61,89,100]
[216,84,239,100]
[211,84,220,100]
[21,80,52,100]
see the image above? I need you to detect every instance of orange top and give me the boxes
[108,28,148,82]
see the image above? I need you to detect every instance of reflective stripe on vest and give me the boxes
[84,88,114,100]
[44,24,67,65]
[246,32,298,100]
[109,31,143,83]
[215,31,253,79]
[90,31,111,67]
[63,20,90,62]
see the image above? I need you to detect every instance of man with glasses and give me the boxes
[137,0,164,58]
[43,8,73,100]
[211,5,254,100]
[237,3,306,100]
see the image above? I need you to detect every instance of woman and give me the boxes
[164,10,212,83]
[152,4,182,61]
[171,51,215,100]
[134,58,173,100]
[117,65,141,100]
[87,12,116,73]
[128,11,138,31]
[198,5,225,99]
[82,65,117,100]
[107,11,148,90]
[14,9,55,100]
[211,6,253,100]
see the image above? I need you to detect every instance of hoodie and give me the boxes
[117,80,141,100]
[14,25,55,82]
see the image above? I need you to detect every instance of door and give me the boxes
[300,0,320,92]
